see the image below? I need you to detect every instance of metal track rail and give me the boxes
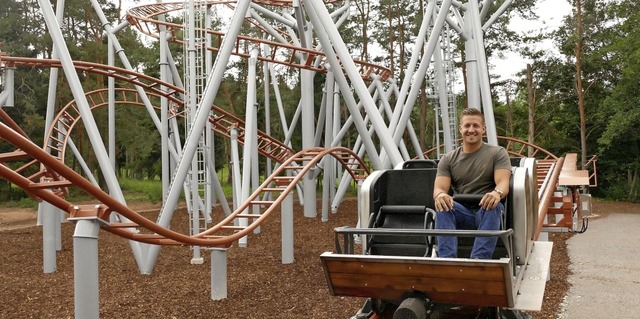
[0,120,368,247]
[44,88,295,166]
[125,1,391,81]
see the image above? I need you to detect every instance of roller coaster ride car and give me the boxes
[321,159,552,319]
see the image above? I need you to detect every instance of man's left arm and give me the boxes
[480,169,511,210]
[493,169,511,199]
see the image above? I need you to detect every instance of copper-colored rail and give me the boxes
[0,57,296,171]
[535,156,564,240]
[0,119,368,246]
[44,88,295,167]
[125,1,391,81]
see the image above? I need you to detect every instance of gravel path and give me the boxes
[559,209,640,318]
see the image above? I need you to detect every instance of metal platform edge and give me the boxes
[512,241,554,311]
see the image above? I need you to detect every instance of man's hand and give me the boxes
[434,192,454,212]
[479,191,501,210]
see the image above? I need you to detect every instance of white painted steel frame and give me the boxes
[22,0,514,315]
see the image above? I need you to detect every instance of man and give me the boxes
[432,108,511,259]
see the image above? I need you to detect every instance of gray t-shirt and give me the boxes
[437,143,511,195]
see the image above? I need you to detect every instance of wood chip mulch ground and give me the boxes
[0,198,574,318]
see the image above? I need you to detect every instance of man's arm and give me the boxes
[433,175,453,212]
[493,168,511,198]
[479,168,511,210]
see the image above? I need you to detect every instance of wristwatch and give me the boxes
[493,188,504,197]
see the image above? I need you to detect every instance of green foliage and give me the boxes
[502,0,640,200]
[119,178,165,203]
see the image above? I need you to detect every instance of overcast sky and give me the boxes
[493,0,573,81]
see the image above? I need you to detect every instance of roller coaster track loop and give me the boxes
[0,56,184,104]
[0,119,368,246]
[43,88,295,169]
[195,146,369,241]
[124,1,392,81]
[0,56,294,170]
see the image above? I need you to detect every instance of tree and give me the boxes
[594,0,640,200]
[575,0,587,167]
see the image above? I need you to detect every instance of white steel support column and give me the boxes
[284,100,302,146]
[230,128,242,212]
[0,91,8,107]
[36,0,144,272]
[42,199,57,273]
[332,99,384,209]
[305,0,402,168]
[468,0,498,145]
[1,66,14,107]
[303,8,383,170]
[240,47,259,246]
[269,62,290,140]
[482,0,513,30]
[262,49,273,203]
[464,7,481,110]
[388,0,434,149]
[66,138,99,186]
[43,0,64,137]
[108,37,116,171]
[38,0,65,251]
[281,191,294,264]
[90,1,174,159]
[160,30,170,201]
[206,159,232,217]
[314,92,328,150]
[210,247,228,300]
[72,219,101,319]
[322,70,335,222]
[146,0,252,272]
[332,80,342,196]
[390,0,452,166]
[301,68,317,218]
[186,0,204,265]
[251,97,260,234]
[206,122,215,211]
[204,8,215,212]
[296,1,317,218]
[434,37,454,152]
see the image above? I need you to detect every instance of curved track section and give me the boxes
[0,120,368,246]
[0,56,296,166]
[125,1,392,81]
[1,56,183,100]
[45,88,295,166]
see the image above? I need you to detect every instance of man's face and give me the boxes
[459,115,486,145]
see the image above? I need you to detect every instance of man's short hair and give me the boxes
[460,108,485,124]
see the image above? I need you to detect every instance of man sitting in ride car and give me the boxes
[432,107,511,259]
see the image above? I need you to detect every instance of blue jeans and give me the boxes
[435,201,503,259]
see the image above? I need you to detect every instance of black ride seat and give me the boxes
[368,205,433,256]
[402,159,438,169]
[366,167,438,257]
